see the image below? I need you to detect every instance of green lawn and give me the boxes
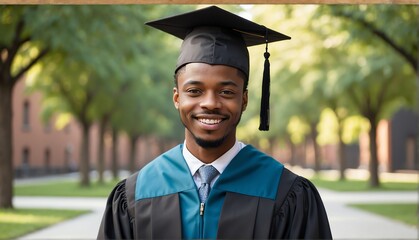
[15,179,120,197]
[9,180,118,239]
[0,208,89,239]
[310,177,418,192]
[310,177,418,227]
[349,203,418,226]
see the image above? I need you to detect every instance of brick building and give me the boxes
[13,78,82,177]
[12,78,167,178]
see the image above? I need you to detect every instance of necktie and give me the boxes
[198,165,219,203]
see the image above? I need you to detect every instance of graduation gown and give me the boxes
[97,144,332,239]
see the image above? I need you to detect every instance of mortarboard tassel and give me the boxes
[259,34,270,131]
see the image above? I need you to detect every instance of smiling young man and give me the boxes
[174,63,247,163]
[98,6,332,239]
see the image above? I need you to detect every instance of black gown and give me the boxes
[97,145,332,239]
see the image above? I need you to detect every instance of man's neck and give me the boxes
[185,137,236,164]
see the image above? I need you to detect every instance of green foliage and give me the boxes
[318,5,418,70]
[238,5,417,151]
[0,208,88,239]
[19,5,194,141]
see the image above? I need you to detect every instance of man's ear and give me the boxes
[173,87,179,109]
[242,90,248,112]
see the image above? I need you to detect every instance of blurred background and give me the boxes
[0,4,417,239]
[0,5,419,198]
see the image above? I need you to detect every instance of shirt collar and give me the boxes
[183,140,244,176]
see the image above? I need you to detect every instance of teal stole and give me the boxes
[135,144,284,239]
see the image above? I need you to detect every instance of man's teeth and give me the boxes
[199,118,222,125]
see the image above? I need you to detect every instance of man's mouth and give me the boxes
[198,118,223,125]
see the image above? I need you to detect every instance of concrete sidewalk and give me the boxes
[15,197,106,240]
[319,189,418,239]
[14,190,418,239]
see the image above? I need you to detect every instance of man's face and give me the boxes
[173,63,248,149]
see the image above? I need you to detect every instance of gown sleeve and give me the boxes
[97,179,134,240]
[271,175,332,239]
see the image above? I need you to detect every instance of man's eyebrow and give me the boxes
[183,80,203,86]
[183,80,239,87]
[219,80,239,87]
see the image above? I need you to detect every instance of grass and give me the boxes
[310,177,418,192]
[11,179,119,238]
[15,179,120,197]
[0,208,89,239]
[349,203,418,226]
[11,180,117,238]
[309,176,418,227]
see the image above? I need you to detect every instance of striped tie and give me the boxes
[198,165,219,203]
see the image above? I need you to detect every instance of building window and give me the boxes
[22,147,30,177]
[65,145,74,172]
[44,148,51,174]
[406,137,415,169]
[23,100,30,131]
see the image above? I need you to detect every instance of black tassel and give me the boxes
[259,40,270,131]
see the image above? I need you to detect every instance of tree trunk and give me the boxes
[310,122,321,172]
[111,128,119,180]
[80,122,91,187]
[287,137,296,166]
[301,142,306,168]
[129,135,138,173]
[268,138,276,157]
[0,84,14,208]
[97,120,107,184]
[338,136,347,181]
[337,119,347,181]
[333,109,347,181]
[416,71,419,172]
[368,118,380,188]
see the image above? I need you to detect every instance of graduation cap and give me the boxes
[146,6,290,131]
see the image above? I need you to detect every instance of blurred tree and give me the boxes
[0,6,50,209]
[0,6,56,208]
[343,48,415,187]
[245,5,330,171]
[306,10,361,180]
[322,5,418,74]
[31,6,148,187]
[35,62,99,187]
[316,5,418,187]
[241,5,416,187]
[108,5,192,174]
[0,5,148,206]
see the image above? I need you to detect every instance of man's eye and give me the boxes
[186,89,202,95]
[220,90,235,95]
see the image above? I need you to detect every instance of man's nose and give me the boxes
[200,92,221,109]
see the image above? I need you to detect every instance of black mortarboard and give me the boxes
[146,6,290,131]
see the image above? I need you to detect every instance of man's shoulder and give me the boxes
[239,145,284,169]
[140,144,183,171]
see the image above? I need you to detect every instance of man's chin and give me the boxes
[194,136,226,149]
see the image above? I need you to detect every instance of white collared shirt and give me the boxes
[183,140,246,188]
